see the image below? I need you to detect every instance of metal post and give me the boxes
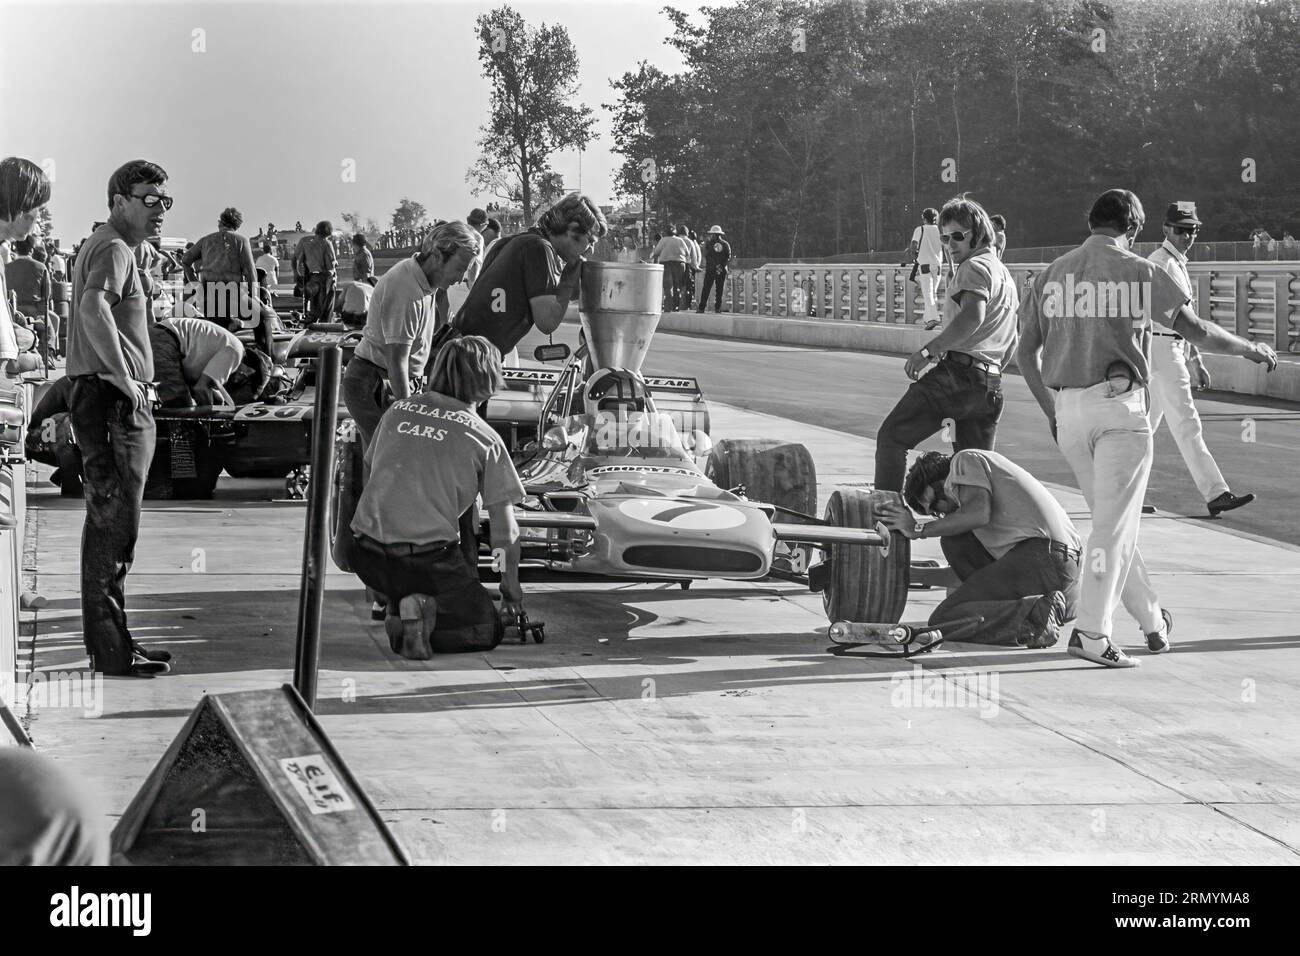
[293,346,341,710]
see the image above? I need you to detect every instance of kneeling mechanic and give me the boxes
[338,335,526,659]
[878,449,1082,648]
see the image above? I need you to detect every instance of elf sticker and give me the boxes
[279,754,356,815]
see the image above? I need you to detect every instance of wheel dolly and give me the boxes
[826,615,984,658]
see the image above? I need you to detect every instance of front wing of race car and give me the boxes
[504,494,888,582]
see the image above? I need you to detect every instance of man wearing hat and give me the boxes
[1149,201,1255,517]
[698,225,732,313]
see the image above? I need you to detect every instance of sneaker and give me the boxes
[398,593,436,661]
[371,600,387,622]
[1022,590,1068,649]
[1207,491,1255,517]
[1145,608,1174,654]
[1067,629,1140,668]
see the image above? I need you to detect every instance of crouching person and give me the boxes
[149,316,244,407]
[877,450,1082,648]
[338,335,525,659]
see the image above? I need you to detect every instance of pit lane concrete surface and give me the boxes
[16,325,1300,865]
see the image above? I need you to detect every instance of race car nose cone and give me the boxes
[579,261,663,374]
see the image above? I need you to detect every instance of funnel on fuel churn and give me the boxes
[578,261,664,374]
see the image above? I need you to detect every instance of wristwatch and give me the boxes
[914,520,926,538]
[919,347,933,361]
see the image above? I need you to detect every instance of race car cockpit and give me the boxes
[562,367,693,461]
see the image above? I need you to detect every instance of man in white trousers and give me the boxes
[1148,201,1256,517]
[909,208,944,324]
[1017,189,1277,668]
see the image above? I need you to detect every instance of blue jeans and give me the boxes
[930,534,1080,645]
[874,359,1004,492]
[70,376,156,673]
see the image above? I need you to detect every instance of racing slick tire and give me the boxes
[822,488,909,624]
[329,427,364,573]
[704,438,817,516]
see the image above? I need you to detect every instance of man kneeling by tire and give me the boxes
[337,335,526,659]
[877,450,1082,648]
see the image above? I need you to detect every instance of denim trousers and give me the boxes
[69,376,156,673]
[874,360,1004,492]
[930,534,1081,645]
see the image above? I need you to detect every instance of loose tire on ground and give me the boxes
[704,438,817,515]
[822,488,910,624]
[330,431,363,572]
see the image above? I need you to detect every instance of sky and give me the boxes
[0,0,724,243]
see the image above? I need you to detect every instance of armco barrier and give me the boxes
[663,261,1300,403]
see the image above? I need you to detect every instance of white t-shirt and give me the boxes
[911,223,943,268]
[161,317,245,385]
[255,253,279,285]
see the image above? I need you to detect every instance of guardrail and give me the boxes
[714,262,1300,354]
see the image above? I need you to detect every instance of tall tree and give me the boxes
[390,198,427,232]
[467,5,597,222]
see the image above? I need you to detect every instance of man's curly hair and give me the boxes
[902,451,953,513]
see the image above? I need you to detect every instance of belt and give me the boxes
[354,534,457,557]
[1152,332,1184,340]
[1049,540,1081,564]
[943,352,1001,375]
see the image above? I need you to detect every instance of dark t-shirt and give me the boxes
[4,257,49,314]
[454,229,561,354]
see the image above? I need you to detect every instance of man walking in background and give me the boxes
[293,220,338,322]
[651,224,691,311]
[698,224,731,313]
[909,207,944,325]
[182,206,258,331]
[1148,201,1256,517]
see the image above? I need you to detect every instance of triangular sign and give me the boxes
[111,684,409,865]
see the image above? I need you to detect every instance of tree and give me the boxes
[390,198,427,233]
[466,5,596,222]
[36,205,53,239]
[340,210,380,237]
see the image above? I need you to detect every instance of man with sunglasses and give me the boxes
[876,196,1019,493]
[1148,202,1255,518]
[1017,189,1278,669]
[453,193,607,358]
[66,160,174,677]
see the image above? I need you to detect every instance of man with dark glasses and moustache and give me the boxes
[1148,201,1256,518]
[874,195,1020,492]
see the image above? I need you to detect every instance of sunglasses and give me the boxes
[131,192,174,211]
[939,230,968,244]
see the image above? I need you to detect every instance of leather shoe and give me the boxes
[1208,491,1255,517]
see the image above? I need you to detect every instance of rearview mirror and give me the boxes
[542,426,571,452]
[534,343,571,363]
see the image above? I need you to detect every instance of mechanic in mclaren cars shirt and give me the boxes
[341,336,526,660]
